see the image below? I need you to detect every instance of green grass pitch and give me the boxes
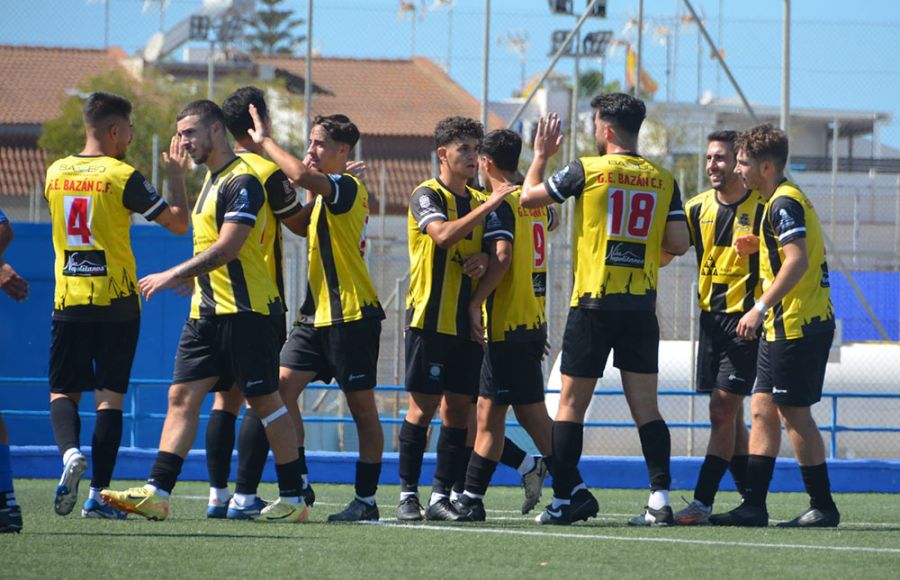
[3,479,899,579]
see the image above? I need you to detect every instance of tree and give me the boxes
[246,0,307,56]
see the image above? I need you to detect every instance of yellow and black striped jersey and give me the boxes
[304,173,384,327]
[238,152,301,304]
[685,189,765,314]
[485,188,553,342]
[44,155,167,320]
[759,180,835,341]
[545,153,685,310]
[407,178,495,338]
[189,156,282,319]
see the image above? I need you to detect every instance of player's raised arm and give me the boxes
[521,113,564,209]
[152,136,191,235]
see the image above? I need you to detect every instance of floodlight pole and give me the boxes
[305,0,314,148]
[635,0,644,96]
[507,0,604,128]
[481,0,491,129]
[208,39,215,100]
[781,0,791,138]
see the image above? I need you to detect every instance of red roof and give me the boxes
[257,56,506,137]
[0,145,46,197]
[0,45,129,126]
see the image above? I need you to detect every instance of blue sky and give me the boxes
[6,0,900,148]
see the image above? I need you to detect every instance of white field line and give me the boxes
[366,522,900,555]
[177,496,897,528]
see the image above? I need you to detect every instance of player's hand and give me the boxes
[736,308,764,340]
[246,104,270,144]
[138,270,179,301]
[488,182,517,206]
[534,113,564,160]
[462,253,488,279]
[469,301,486,345]
[734,234,760,257]
[345,160,367,179]
[162,135,191,178]
[173,278,194,298]
[0,262,29,301]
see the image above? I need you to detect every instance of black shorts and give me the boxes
[280,318,381,392]
[696,311,758,396]
[560,308,659,378]
[405,328,483,396]
[49,318,140,394]
[173,313,280,398]
[479,339,545,406]
[753,331,833,407]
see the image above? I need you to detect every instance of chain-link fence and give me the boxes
[3,1,900,460]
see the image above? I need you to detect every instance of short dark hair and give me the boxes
[735,124,789,170]
[434,116,484,149]
[707,129,739,146]
[176,99,226,127]
[590,93,646,136]
[480,129,522,173]
[313,114,360,148]
[82,92,132,127]
[222,86,267,140]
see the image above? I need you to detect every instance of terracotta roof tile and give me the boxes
[257,56,506,137]
[0,144,46,197]
[0,45,128,125]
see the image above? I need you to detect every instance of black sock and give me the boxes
[499,437,527,469]
[205,410,236,490]
[551,421,583,500]
[90,409,122,489]
[800,463,836,510]
[543,455,554,477]
[729,454,749,498]
[464,452,498,497]
[235,409,269,495]
[638,420,671,491]
[452,446,474,494]
[398,420,428,494]
[50,398,80,455]
[693,455,729,507]
[274,458,303,499]
[432,426,466,495]
[355,461,381,499]
[148,451,184,494]
[297,446,308,477]
[744,455,776,507]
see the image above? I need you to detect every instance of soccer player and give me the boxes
[454,129,576,521]
[102,100,307,523]
[202,87,308,520]
[44,92,190,519]
[1,208,28,533]
[664,131,763,524]
[710,124,839,528]
[521,94,690,526]
[249,107,387,522]
[399,116,512,521]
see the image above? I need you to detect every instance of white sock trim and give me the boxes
[356,495,376,506]
[649,490,670,510]
[261,406,288,427]
[233,493,257,508]
[517,455,536,475]
[463,490,484,500]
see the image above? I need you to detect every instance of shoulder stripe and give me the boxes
[273,198,300,216]
[546,180,566,203]
[484,229,514,239]
[141,197,166,219]
[778,227,806,241]
[224,211,257,222]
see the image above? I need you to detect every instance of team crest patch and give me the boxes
[739,213,750,226]
[777,208,795,230]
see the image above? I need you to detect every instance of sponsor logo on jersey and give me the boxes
[605,241,646,268]
[62,250,108,277]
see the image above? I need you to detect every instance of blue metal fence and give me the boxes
[3,377,899,460]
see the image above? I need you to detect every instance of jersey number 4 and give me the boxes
[64,196,94,246]
[607,189,657,240]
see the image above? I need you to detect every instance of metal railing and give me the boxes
[3,377,899,460]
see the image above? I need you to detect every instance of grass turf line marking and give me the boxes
[370,522,900,555]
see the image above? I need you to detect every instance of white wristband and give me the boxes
[754,300,769,314]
